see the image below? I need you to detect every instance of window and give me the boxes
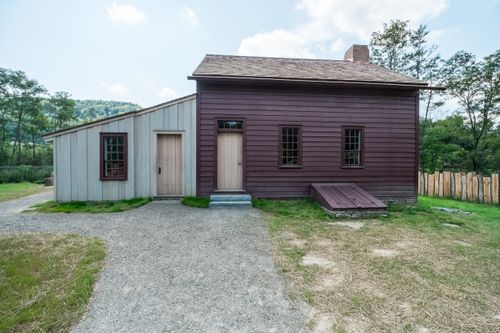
[218,120,243,130]
[280,126,301,167]
[343,128,363,166]
[100,133,127,180]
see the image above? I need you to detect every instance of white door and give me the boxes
[217,132,243,190]
[157,134,182,195]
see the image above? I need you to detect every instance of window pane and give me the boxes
[218,120,243,129]
[281,127,300,166]
[103,134,126,178]
[343,129,362,166]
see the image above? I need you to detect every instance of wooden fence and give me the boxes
[418,171,499,204]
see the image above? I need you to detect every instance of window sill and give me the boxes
[341,166,364,169]
[279,165,303,169]
[100,177,128,181]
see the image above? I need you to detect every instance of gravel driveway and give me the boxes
[0,192,307,333]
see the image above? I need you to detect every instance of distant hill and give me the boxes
[74,100,142,123]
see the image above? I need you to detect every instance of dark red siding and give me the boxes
[197,82,419,202]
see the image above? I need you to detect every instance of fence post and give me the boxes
[467,172,474,200]
[438,172,444,197]
[483,177,491,204]
[454,173,462,199]
[472,175,479,202]
[428,173,435,196]
[492,174,499,204]
[461,175,467,201]
[443,171,451,197]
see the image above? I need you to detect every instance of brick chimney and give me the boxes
[343,44,369,63]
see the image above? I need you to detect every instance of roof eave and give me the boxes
[188,75,442,90]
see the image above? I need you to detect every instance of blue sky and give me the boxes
[1,0,499,107]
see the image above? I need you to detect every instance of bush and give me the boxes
[0,166,53,183]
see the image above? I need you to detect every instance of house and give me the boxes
[44,44,440,206]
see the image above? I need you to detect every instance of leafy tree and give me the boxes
[370,20,446,120]
[420,116,473,172]
[442,50,500,171]
[0,69,47,165]
[45,91,76,131]
[370,20,410,73]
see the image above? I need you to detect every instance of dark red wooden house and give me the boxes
[190,45,439,209]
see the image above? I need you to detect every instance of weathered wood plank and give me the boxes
[483,177,491,204]
[461,175,467,201]
[472,175,479,202]
[466,172,474,200]
[443,171,451,197]
[428,174,435,196]
[454,173,462,199]
[492,174,499,204]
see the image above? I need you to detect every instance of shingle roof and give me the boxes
[190,54,429,88]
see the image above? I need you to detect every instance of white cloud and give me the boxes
[157,86,178,100]
[107,4,146,25]
[238,0,449,58]
[181,6,199,26]
[102,82,129,96]
[239,29,315,58]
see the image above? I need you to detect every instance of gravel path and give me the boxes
[0,192,307,333]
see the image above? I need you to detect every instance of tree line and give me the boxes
[0,68,139,166]
[370,20,499,173]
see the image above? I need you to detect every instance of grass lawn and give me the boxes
[181,196,210,208]
[26,197,151,213]
[0,182,48,202]
[0,233,106,332]
[253,196,500,333]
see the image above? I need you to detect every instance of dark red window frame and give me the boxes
[279,125,302,168]
[342,126,364,168]
[100,132,128,181]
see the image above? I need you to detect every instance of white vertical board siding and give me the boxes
[50,95,196,201]
[134,96,197,197]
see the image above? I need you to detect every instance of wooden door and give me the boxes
[217,132,243,190]
[157,134,182,195]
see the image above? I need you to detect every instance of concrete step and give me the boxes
[209,194,252,202]
[208,201,253,209]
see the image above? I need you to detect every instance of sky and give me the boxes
[1,0,499,107]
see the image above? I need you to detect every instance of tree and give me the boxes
[370,21,446,120]
[420,116,473,172]
[45,91,76,131]
[1,69,47,165]
[370,20,410,73]
[443,50,500,172]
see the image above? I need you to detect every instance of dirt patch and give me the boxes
[371,249,399,257]
[280,230,306,248]
[312,313,334,333]
[393,240,414,249]
[453,240,472,246]
[345,316,370,333]
[302,254,333,268]
[328,221,365,230]
[317,274,344,289]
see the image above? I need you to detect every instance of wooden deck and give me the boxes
[311,183,387,211]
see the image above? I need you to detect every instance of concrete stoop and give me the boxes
[209,194,252,208]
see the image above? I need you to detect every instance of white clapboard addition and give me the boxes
[46,95,196,201]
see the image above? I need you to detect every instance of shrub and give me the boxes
[0,166,53,183]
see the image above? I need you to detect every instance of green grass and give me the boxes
[0,182,48,202]
[0,233,106,333]
[181,196,210,208]
[255,196,500,332]
[26,197,151,213]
